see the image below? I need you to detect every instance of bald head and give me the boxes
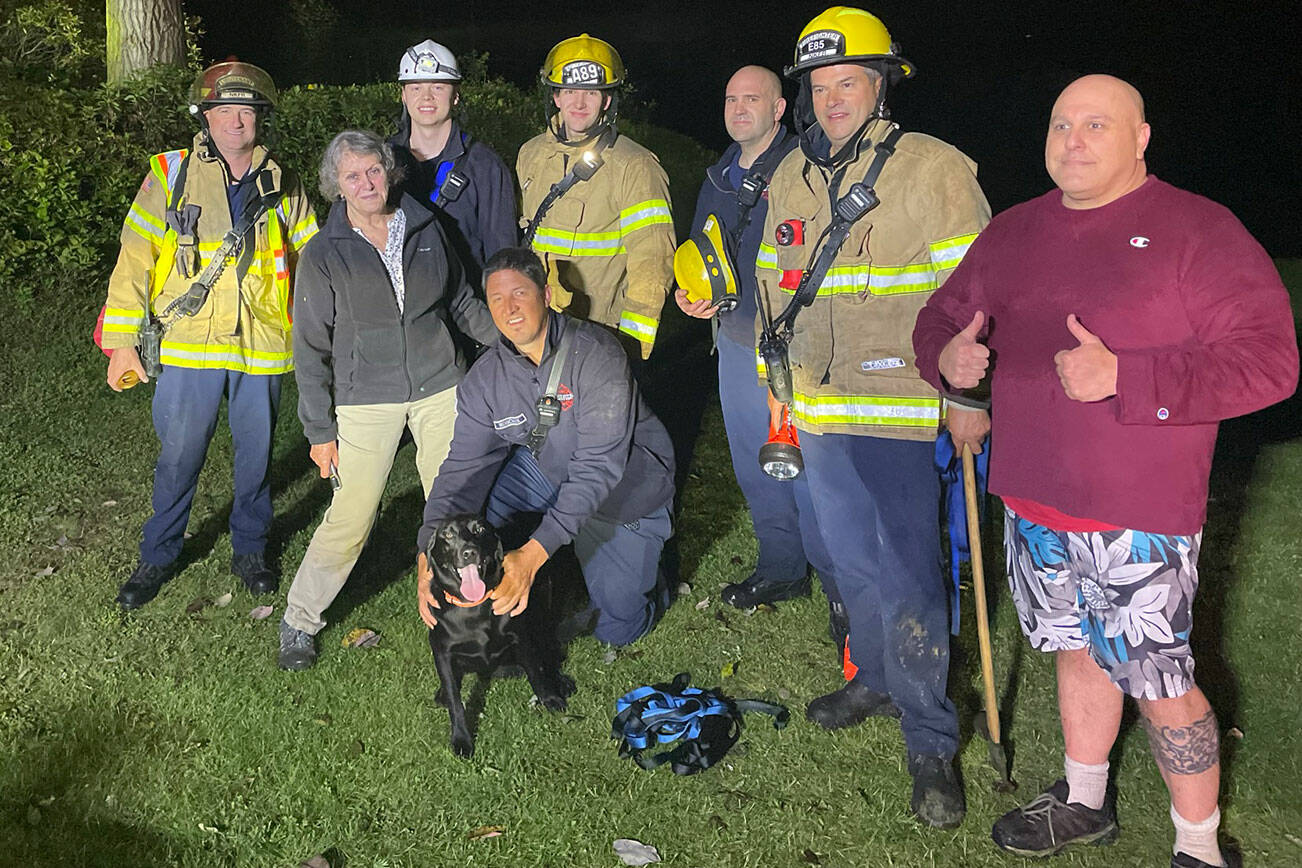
[1046,74,1151,209]
[724,65,786,156]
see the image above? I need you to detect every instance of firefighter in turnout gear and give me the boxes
[516,34,675,360]
[755,7,990,828]
[100,61,319,610]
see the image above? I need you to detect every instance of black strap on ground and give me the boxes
[525,320,575,457]
[522,129,614,246]
[768,125,904,336]
[434,132,474,209]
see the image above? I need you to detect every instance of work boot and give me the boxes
[909,754,966,829]
[278,618,317,671]
[805,679,900,730]
[828,599,849,656]
[720,572,811,609]
[991,778,1118,857]
[232,551,278,595]
[1172,849,1241,868]
[116,561,176,610]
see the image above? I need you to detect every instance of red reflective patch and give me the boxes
[779,269,803,290]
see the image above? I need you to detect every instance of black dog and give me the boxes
[425,515,574,757]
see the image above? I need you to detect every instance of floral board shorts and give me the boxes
[1004,508,1202,701]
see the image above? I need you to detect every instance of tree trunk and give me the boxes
[106,0,185,83]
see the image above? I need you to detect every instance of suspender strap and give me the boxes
[728,132,789,249]
[525,320,576,457]
[769,126,904,335]
[522,129,615,246]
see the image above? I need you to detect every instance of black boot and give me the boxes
[232,551,278,595]
[909,754,966,829]
[720,572,811,608]
[806,679,900,730]
[116,561,176,610]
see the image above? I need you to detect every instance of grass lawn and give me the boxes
[1,266,1299,867]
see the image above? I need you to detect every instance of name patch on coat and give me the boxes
[861,357,906,371]
[493,414,528,430]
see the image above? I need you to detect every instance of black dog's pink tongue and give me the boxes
[458,563,486,603]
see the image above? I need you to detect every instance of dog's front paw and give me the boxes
[556,673,576,698]
[451,730,475,758]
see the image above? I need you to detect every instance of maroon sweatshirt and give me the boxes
[913,176,1298,534]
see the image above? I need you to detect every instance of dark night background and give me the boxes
[192,0,1300,255]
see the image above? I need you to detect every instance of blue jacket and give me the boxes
[690,125,797,346]
[418,314,675,556]
[390,119,519,287]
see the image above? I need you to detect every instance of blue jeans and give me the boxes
[486,448,672,646]
[800,430,959,758]
[140,366,281,565]
[716,333,838,599]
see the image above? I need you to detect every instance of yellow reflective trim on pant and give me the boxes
[619,199,672,234]
[929,233,978,271]
[618,311,658,343]
[790,393,941,427]
[159,340,294,374]
[757,242,778,270]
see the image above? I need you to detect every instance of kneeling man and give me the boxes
[417,247,676,646]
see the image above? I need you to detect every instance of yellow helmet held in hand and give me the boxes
[541,33,625,89]
[674,214,740,312]
[786,6,914,80]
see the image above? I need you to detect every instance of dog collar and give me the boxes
[443,590,487,608]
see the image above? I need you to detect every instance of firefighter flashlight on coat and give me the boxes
[759,403,803,479]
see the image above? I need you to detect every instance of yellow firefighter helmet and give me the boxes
[786,6,914,80]
[674,214,740,312]
[541,34,625,89]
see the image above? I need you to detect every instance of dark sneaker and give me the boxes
[806,679,901,730]
[1172,847,1242,868]
[232,551,278,595]
[909,754,966,829]
[720,573,811,609]
[278,619,317,671]
[116,561,176,610]
[991,778,1118,857]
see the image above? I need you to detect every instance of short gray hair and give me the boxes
[318,130,404,200]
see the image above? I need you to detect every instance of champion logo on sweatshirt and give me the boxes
[1129,236,1150,248]
[493,413,527,430]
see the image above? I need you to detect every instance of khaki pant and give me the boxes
[284,386,457,635]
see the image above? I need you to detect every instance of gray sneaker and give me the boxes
[278,618,317,671]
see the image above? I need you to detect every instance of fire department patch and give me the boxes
[557,384,574,410]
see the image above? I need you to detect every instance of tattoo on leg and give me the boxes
[1143,710,1220,776]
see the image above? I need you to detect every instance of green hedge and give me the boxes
[0,61,712,310]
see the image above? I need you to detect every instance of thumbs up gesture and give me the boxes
[937,311,990,389]
[1054,314,1118,402]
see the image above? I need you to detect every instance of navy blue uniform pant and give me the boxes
[486,448,671,646]
[800,430,959,759]
[141,366,282,566]
[717,333,838,599]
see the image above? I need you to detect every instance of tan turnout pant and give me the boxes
[284,386,457,635]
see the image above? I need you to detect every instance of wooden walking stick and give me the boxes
[962,443,1015,792]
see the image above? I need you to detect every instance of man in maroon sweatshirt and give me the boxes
[913,75,1297,868]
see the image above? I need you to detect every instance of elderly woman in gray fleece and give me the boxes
[278,129,499,670]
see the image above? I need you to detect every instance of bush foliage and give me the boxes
[0,34,712,310]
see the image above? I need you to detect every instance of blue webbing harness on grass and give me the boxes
[611,673,789,775]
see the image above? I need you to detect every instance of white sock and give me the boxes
[1171,805,1224,866]
[1064,756,1108,810]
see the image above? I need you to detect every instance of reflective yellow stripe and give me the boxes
[791,393,941,427]
[159,340,294,374]
[618,311,658,343]
[288,215,319,249]
[774,262,938,297]
[102,307,146,334]
[757,242,778,270]
[532,226,626,257]
[929,233,978,271]
[125,204,165,244]
[619,199,672,234]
